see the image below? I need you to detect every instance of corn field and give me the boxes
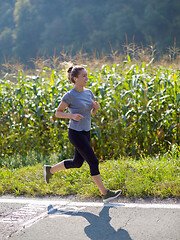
[0,55,180,163]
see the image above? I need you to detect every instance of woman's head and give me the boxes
[67,65,85,84]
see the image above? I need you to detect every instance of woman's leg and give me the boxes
[68,129,100,176]
[50,130,87,174]
[50,148,85,174]
[50,160,66,174]
[68,129,107,195]
[44,129,121,201]
[92,174,107,195]
[44,148,84,184]
[70,132,121,199]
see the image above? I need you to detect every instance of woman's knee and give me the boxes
[64,160,83,169]
[89,159,100,176]
[74,161,83,168]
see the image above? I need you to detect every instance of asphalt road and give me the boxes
[0,196,180,240]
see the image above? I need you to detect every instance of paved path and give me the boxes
[0,197,180,240]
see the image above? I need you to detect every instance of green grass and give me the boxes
[0,156,179,199]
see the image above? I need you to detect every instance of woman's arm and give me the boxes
[55,101,84,121]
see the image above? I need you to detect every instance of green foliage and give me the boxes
[0,68,73,159]
[90,62,180,159]
[0,58,179,161]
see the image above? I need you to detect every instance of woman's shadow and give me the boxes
[48,204,132,240]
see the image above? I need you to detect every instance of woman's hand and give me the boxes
[93,101,100,111]
[92,101,100,116]
[71,114,84,121]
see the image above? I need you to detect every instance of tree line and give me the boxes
[0,0,180,63]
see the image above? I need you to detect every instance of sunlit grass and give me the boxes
[0,156,179,199]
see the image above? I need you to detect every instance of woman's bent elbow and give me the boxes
[55,111,59,118]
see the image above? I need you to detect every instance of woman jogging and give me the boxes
[44,65,121,202]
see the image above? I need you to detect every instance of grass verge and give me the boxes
[0,157,179,199]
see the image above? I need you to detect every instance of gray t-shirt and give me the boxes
[62,88,94,131]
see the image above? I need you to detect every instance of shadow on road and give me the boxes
[48,204,132,240]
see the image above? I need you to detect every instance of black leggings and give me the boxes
[64,128,100,176]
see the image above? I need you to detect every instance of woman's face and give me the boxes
[75,69,88,87]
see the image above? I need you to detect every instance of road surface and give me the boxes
[0,196,180,240]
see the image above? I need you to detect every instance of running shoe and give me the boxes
[44,165,53,184]
[102,189,122,202]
